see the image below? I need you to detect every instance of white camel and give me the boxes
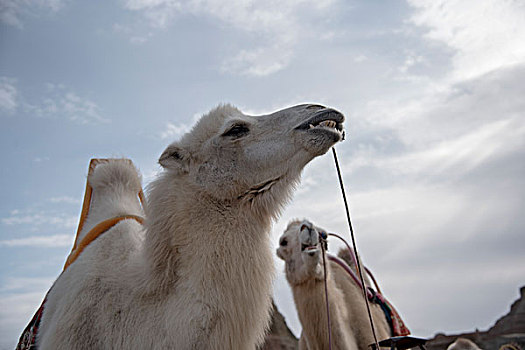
[277,219,392,350]
[37,104,345,349]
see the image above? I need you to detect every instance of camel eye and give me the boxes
[222,124,250,138]
[280,239,288,246]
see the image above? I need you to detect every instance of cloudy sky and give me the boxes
[1,0,525,348]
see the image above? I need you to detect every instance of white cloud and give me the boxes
[160,121,192,140]
[49,196,80,205]
[0,77,18,113]
[354,54,368,63]
[0,0,65,28]
[221,46,292,77]
[0,288,53,349]
[0,234,73,247]
[24,84,109,125]
[122,0,339,75]
[0,277,55,293]
[160,111,202,139]
[365,63,525,148]
[407,0,525,81]
[398,53,424,73]
[1,210,77,229]
[373,117,525,180]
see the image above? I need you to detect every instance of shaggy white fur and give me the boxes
[277,219,391,350]
[37,104,344,349]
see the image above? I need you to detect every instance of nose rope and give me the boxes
[332,147,380,350]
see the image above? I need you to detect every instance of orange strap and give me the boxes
[64,159,146,271]
[63,215,144,270]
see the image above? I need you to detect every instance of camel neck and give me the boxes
[142,176,274,294]
[291,267,356,349]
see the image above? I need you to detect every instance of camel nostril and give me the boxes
[300,224,309,232]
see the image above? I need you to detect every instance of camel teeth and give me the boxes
[319,120,336,128]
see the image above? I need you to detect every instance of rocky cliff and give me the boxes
[426,286,525,350]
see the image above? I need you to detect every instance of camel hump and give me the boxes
[337,247,356,269]
[88,158,142,194]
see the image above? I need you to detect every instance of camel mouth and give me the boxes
[295,109,345,136]
[301,243,319,254]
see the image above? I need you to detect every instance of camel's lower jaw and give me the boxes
[302,245,320,256]
[305,126,344,143]
[297,127,345,157]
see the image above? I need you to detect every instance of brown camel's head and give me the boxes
[277,219,328,285]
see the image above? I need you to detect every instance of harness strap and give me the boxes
[65,159,146,270]
[70,159,146,252]
[63,215,144,270]
[327,252,411,337]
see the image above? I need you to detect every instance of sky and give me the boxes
[1,0,525,348]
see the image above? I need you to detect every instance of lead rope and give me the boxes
[332,147,380,350]
[320,235,332,349]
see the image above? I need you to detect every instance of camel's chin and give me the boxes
[305,126,344,141]
[299,130,343,156]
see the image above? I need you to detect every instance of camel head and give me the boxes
[158,104,344,218]
[277,219,328,285]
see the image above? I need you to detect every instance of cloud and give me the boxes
[1,209,77,229]
[160,111,203,140]
[364,63,525,148]
[0,277,56,350]
[122,0,339,75]
[112,23,153,45]
[371,117,525,182]
[160,121,192,140]
[33,156,50,163]
[0,0,65,28]
[398,53,425,73]
[48,196,80,205]
[24,83,109,125]
[0,77,18,113]
[354,54,368,63]
[0,234,73,248]
[407,0,525,82]
[0,277,55,293]
[221,46,292,77]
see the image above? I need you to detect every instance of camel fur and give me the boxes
[37,104,345,349]
[277,219,391,350]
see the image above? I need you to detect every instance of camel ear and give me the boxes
[159,144,190,173]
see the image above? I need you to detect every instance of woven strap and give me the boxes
[63,215,144,270]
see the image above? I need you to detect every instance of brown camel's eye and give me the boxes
[222,124,250,138]
[280,239,288,246]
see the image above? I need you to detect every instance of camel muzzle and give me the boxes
[295,108,344,132]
